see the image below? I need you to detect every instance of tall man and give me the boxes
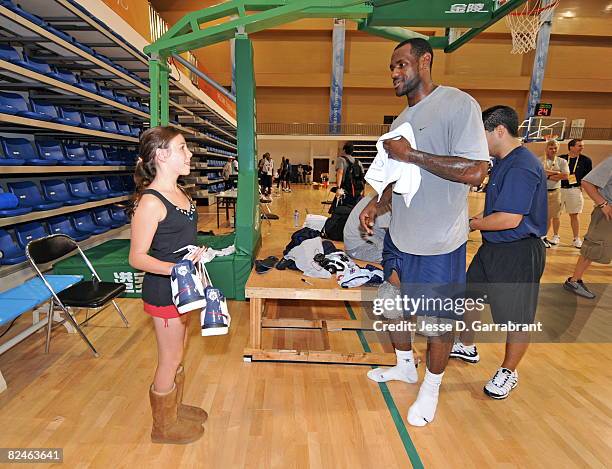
[559,139,592,248]
[360,38,489,426]
[467,106,547,399]
[541,140,569,246]
[564,156,612,299]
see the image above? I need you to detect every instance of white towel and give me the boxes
[365,122,421,207]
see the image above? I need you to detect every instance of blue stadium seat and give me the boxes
[58,108,85,127]
[115,94,130,106]
[70,211,110,235]
[1,137,56,166]
[66,178,106,201]
[30,99,74,126]
[109,205,129,224]
[98,86,115,99]
[51,68,79,86]
[89,176,123,198]
[116,122,131,135]
[15,222,50,249]
[129,125,141,137]
[7,181,63,211]
[23,56,53,75]
[40,179,85,206]
[101,117,119,134]
[85,146,112,165]
[91,207,124,229]
[0,228,27,264]
[0,91,51,120]
[47,216,90,242]
[0,1,46,27]
[36,140,78,166]
[0,142,25,166]
[64,143,96,165]
[0,44,31,69]
[76,78,98,93]
[82,113,102,130]
[106,176,129,196]
[0,187,31,217]
[121,175,135,192]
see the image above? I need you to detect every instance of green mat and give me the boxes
[53,233,251,300]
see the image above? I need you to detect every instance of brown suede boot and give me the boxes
[149,384,204,444]
[175,365,208,424]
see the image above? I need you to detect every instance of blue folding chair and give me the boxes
[66,178,105,201]
[40,179,85,206]
[0,228,27,264]
[47,216,90,242]
[70,211,110,235]
[7,181,63,211]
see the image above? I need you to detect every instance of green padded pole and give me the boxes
[149,57,160,128]
[160,60,170,127]
[234,33,261,257]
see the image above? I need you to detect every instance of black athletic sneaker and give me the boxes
[450,342,480,363]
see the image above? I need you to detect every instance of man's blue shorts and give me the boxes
[382,232,466,320]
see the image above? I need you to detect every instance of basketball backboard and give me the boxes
[519,116,567,142]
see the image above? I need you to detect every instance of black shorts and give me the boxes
[467,237,546,325]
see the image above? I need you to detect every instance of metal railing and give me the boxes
[257,122,390,136]
[257,123,612,140]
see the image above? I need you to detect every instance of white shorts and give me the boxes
[560,187,584,214]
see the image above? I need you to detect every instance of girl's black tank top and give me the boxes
[140,188,197,306]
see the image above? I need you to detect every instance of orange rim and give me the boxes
[507,0,560,16]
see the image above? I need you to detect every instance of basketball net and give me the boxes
[500,0,560,54]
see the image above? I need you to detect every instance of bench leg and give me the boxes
[0,370,6,394]
[249,298,264,350]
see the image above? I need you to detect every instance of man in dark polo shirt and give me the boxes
[559,139,593,248]
[466,105,547,400]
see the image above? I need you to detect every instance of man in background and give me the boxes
[343,195,391,263]
[541,140,569,247]
[559,139,592,248]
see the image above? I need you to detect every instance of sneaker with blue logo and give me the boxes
[171,259,206,314]
[200,286,230,336]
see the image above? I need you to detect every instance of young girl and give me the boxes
[129,126,207,444]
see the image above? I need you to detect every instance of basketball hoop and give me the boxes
[499,0,560,54]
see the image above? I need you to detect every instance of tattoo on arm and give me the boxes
[408,150,488,186]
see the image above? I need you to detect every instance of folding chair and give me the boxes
[25,234,129,357]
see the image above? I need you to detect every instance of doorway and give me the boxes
[312,157,330,183]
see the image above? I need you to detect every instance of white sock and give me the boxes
[367,349,418,384]
[407,368,443,427]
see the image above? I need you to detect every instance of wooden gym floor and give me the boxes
[0,185,610,468]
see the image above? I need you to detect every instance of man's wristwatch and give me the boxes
[596,200,609,208]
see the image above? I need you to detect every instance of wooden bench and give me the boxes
[244,267,396,366]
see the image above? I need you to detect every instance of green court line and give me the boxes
[344,302,424,469]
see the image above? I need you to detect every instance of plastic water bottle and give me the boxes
[293,209,299,227]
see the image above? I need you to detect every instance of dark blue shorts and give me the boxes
[382,232,466,319]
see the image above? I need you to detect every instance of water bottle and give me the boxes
[293,209,300,227]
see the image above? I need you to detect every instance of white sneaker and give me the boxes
[550,234,560,245]
[573,237,583,248]
[484,367,518,399]
[450,342,480,363]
